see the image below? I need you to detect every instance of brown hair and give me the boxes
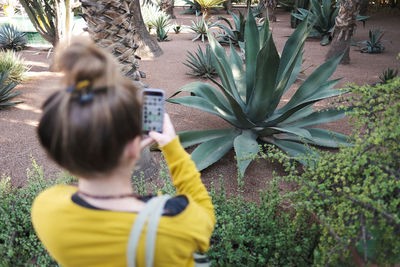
[38,38,142,177]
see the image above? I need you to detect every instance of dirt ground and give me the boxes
[1,8,399,199]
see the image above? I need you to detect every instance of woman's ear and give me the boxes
[123,136,142,160]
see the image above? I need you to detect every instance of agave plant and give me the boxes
[183,45,217,78]
[292,0,368,46]
[0,71,22,109]
[379,68,398,84]
[156,27,170,41]
[195,0,226,19]
[216,11,245,46]
[189,13,218,42]
[0,24,27,51]
[168,10,351,176]
[359,29,385,54]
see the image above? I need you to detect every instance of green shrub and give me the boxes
[278,78,400,265]
[0,50,28,84]
[208,177,320,266]
[0,158,61,266]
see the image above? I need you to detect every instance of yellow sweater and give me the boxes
[31,137,215,267]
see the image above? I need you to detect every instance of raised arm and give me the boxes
[147,114,215,223]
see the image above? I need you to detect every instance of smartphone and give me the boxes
[142,88,165,135]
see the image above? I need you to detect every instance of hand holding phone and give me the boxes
[142,88,165,135]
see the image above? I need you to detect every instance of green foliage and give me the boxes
[141,1,171,31]
[189,13,218,42]
[183,45,217,78]
[18,0,58,45]
[0,24,27,51]
[0,158,61,266]
[208,177,320,266]
[379,68,398,84]
[0,50,28,84]
[359,28,385,54]
[0,71,22,109]
[292,0,369,46]
[153,16,170,42]
[169,10,351,176]
[181,0,202,15]
[216,11,246,46]
[278,78,400,265]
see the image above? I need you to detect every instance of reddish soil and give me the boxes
[1,8,399,199]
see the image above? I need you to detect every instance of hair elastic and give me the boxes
[66,80,94,102]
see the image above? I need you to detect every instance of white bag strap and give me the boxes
[126,195,171,267]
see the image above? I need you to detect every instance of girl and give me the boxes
[31,38,215,267]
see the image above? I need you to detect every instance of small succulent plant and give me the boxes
[172,24,182,34]
[183,44,217,78]
[0,24,27,51]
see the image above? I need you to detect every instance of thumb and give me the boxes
[148,131,166,145]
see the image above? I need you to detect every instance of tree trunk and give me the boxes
[359,0,369,15]
[325,0,361,64]
[129,0,163,59]
[160,0,176,18]
[80,0,163,80]
[223,0,232,14]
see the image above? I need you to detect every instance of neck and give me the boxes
[78,164,134,196]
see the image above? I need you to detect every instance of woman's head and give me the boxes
[38,38,142,177]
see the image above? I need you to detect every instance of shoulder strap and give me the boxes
[126,195,171,267]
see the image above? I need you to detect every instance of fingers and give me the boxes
[140,136,154,150]
[148,113,176,147]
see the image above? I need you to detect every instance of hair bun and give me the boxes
[53,37,119,88]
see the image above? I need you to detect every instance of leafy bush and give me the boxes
[359,28,385,54]
[169,10,351,176]
[208,177,320,266]
[0,50,28,84]
[183,45,217,78]
[279,78,400,265]
[0,24,27,51]
[189,13,218,42]
[0,71,22,109]
[0,158,61,266]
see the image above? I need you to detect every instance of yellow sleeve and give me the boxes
[160,136,216,225]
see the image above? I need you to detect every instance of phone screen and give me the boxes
[142,89,165,135]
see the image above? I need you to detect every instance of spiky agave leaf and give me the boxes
[0,71,22,109]
[183,45,217,78]
[169,9,351,176]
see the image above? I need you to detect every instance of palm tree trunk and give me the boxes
[80,0,163,80]
[325,0,361,64]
